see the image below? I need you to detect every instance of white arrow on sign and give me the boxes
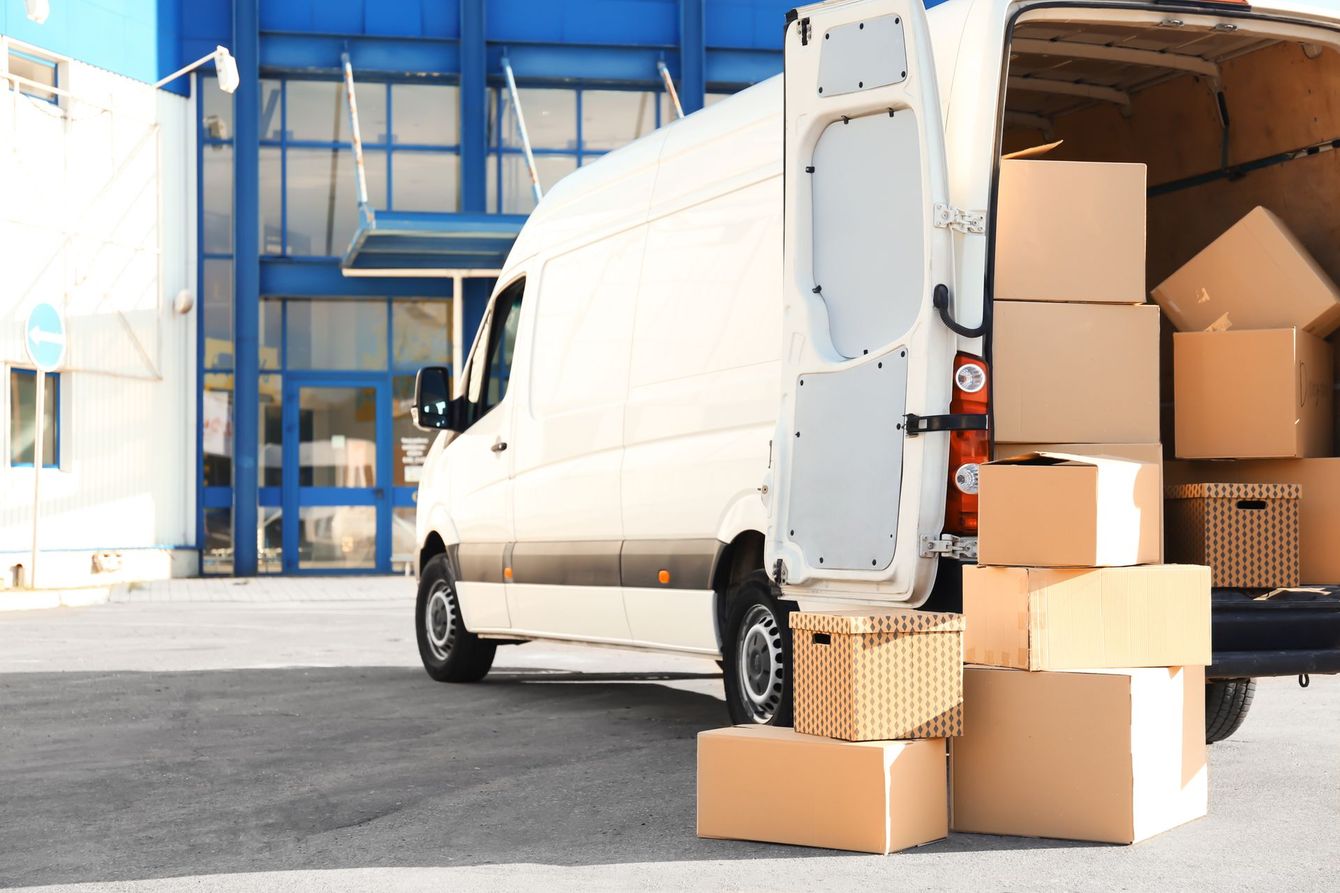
[28,328,66,348]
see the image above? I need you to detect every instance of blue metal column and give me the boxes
[460,0,487,214]
[232,0,261,575]
[679,0,706,114]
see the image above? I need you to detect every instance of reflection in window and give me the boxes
[259,147,283,255]
[488,153,577,215]
[8,370,59,467]
[202,260,234,369]
[392,299,451,369]
[286,300,388,370]
[392,83,459,146]
[201,145,234,254]
[259,299,282,370]
[201,74,234,139]
[285,148,386,256]
[298,506,377,569]
[203,508,233,575]
[286,79,387,143]
[297,387,377,488]
[259,373,282,487]
[391,151,459,212]
[497,88,577,150]
[392,506,417,572]
[582,90,658,148]
[202,373,233,486]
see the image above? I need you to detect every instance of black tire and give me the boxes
[721,571,795,726]
[1205,678,1256,744]
[415,554,497,683]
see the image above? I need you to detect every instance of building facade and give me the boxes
[1,0,810,586]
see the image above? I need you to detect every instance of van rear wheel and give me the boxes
[1205,678,1256,744]
[416,554,496,683]
[722,571,795,726]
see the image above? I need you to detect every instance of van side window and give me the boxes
[466,279,524,420]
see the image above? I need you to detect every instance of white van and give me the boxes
[413,0,1340,740]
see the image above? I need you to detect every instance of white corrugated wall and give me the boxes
[0,54,197,589]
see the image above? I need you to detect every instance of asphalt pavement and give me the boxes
[0,581,1336,891]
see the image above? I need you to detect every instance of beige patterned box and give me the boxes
[1165,483,1300,588]
[790,610,964,741]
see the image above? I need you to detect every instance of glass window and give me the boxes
[391,83,459,146]
[286,300,388,370]
[259,373,282,488]
[391,151,459,212]
[259,147,283,255]
[260,79,283,140]
[393,374,433,486]
[392,506,417,572]
[488,153,577,215]
[260,506,283,574]
[202,259,233,369]
[298,506,376,569]
[285,147,386,256]
[287,80,387,144]
[297,386,378,487]
[582,90,658,149]
[392,299,451,369]
[201,74,234,140]
[201,144,233,254]
[202,373,233,486]
[497,88,576,150]
[9,370,58,467]
[9,49,58,103]
[259,298,282,370]
[468,284,523,412]
[202,507,233,575]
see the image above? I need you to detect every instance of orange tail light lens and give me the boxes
[945,352,989,536]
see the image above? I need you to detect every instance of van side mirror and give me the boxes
[413,366,464,432]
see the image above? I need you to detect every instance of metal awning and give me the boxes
[340,210,526,277]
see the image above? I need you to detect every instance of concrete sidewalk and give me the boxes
[0,574,414,612]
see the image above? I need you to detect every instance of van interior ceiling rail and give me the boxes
[1148,136,1340,198]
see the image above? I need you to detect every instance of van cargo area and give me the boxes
[995,11,1340,680]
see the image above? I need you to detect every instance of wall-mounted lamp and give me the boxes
[154,45,239,94]
[26,0,50,25]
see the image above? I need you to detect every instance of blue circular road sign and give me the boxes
[25,303,66,372]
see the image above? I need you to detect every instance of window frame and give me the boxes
[3,40,62,107]
[8,368,61,469]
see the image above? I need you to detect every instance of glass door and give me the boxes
[282,376,391,573]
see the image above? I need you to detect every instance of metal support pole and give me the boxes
[657,60,684,120]
[232,0,260,576]
[460,0,487,213]
[678,0,706,115]
[341,52,371,217]
[500,56,543,205]
[29,371,45,589]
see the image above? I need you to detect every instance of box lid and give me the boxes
[789,609,965,635]
[1166,482,1301,500]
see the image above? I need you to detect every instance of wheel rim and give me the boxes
[424,581,457,661]
[735,603,784,723]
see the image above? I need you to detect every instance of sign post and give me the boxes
[24,303,66,590]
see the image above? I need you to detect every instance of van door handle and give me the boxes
[491,440,508,453]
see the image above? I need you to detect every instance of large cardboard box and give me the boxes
[995,159,1146,304]
[963,564,1210,670]
[993,302,1160,444]
[790,610,963,741]
[951,666,1207,844]
[1166,483,1301,588]
[992,442,1165,556]
[1167,458,1340,584]
[1173,328,1333,459]
[1152,206,1340,337]
[978,452,1162,567]
[697,727,947,854]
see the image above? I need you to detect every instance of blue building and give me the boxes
[1,1,802,582]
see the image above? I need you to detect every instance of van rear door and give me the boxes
[766,0,958,603]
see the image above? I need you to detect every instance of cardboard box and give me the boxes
[697,727,947,854]
[1152,206,1340,337]
[790,610,963,741]
[951,666,1207,844]
[963,564,1211,670]
[1166,483,1300,588]
[993,302,1160,444]
[978,452,1162,567]
[995,159,1146,304]
[1173,328,1333,459]
[992,442,1165,557]
[1167,459,1340,583]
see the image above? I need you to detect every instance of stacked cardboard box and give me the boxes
[698,610,964,854]
[1153,206,1340,587]
[957,159,1211,845]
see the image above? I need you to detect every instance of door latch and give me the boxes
[904,412,988,437]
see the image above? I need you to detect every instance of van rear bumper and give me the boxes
[1210,588,1340,679]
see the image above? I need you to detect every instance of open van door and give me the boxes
[766,0,960,604]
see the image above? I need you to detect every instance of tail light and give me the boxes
[945,352,989,536]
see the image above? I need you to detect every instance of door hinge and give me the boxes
[920,534,978,561]
[933,203,986,235]
[904,412,989,437]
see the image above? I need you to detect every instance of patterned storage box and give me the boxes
[1165,483,1301,588]
[790,610,964,741]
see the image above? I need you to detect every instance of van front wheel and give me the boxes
[415,554,496,683]
[722,572,795,726]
